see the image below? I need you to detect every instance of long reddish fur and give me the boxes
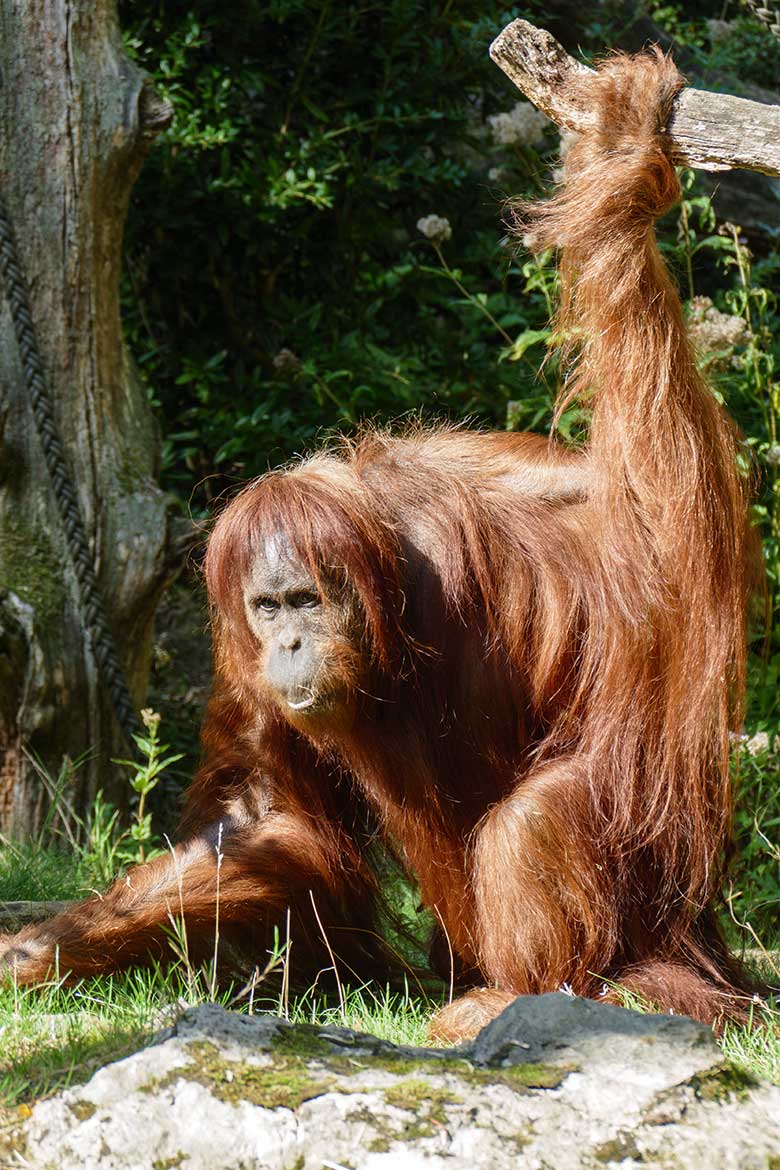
[0,51,763,1036]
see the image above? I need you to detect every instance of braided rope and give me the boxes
[742,0,780,41]
[0,190,140,742]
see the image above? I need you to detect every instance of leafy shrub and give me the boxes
[120,0,574,507]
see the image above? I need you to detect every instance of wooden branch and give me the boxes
[490,20,780,178]
[0,900,74,923]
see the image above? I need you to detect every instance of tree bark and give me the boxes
[490,19,780,177]
[0,2,174,833]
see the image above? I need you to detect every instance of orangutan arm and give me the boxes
[0,808,364,984]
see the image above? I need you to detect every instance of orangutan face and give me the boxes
[243,538,361,719]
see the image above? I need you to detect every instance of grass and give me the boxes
[1,947,778,1112]
[0,966,436,1108]
[0,840,88,903]
[721,1013,780,1084]
[0,969,181,1107]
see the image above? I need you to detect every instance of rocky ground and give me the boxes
[2,993,779,1169]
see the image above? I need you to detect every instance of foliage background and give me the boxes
[117,0,780,938]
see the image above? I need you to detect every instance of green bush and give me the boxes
[120,1,579,506]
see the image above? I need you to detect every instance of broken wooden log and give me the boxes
[490,19,780,177]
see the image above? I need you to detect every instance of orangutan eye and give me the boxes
[253,596,279,614]
[290,591,321,609]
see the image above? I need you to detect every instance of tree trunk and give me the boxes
[0,2,174,834]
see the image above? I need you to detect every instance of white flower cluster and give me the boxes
[488,102,550,148]
[746,731,771,757]
[687,296,748,363]
[731,730,777,756]
[416,214,452,245]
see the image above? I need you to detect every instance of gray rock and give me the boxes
[470,989,718,1065]
[7,995,780,1169]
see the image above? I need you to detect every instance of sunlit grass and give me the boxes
[2,959,778,1112]
[0,967,439,1107]
[0,968,180,1106]
[721,1013,780,1084]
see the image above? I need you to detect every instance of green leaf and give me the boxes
[506,328,552,362]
